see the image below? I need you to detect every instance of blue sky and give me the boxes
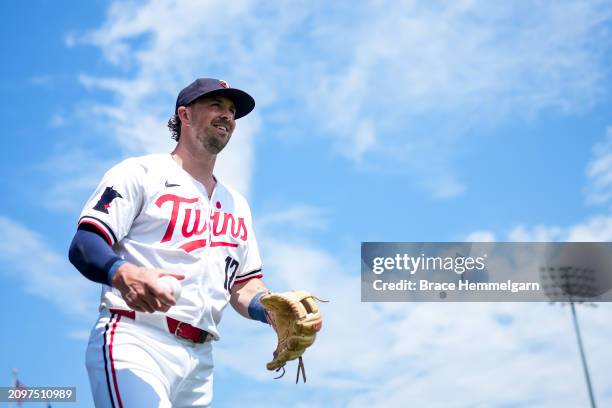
[1,0,612,407]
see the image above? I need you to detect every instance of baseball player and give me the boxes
[69,78,289,407]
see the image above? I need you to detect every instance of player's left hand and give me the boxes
[260,291,325,383]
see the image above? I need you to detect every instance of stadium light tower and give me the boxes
[541,265,598,408]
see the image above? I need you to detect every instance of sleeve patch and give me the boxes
[93,186,123,214]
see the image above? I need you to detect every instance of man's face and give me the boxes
[186,96,237,155]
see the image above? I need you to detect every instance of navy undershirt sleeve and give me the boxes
[68,226,125,286]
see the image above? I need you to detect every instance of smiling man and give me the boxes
[67,78,322,407]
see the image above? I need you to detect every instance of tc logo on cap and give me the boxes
[219,80,229,88]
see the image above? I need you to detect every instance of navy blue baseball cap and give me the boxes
[175,78,255,119]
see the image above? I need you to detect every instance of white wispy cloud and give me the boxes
[464,230,496,242]
[257,205,329,231]
[72,0,612,199]
[509,214,612,242]
[0,216,100,319]
[309,0,612,196]
[585,127,612,206]
[464,215,612,242]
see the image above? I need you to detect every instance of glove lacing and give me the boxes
[273,356,307,383]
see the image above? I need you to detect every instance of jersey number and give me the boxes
[224,256,240,291]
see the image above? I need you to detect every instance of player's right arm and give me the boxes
[68,158,182,313]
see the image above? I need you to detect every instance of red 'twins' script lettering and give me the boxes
[155,194,248,245]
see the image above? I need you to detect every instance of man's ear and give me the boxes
[178,106,190,123]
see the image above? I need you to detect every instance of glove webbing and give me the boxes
[273,356,307,383]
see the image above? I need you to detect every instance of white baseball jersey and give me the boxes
[78,153,263,340]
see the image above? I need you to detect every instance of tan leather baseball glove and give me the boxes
[260,291,324,383]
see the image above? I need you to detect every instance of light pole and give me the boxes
[541,265,597,408]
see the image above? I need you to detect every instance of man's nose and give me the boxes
[219,108,233,121]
